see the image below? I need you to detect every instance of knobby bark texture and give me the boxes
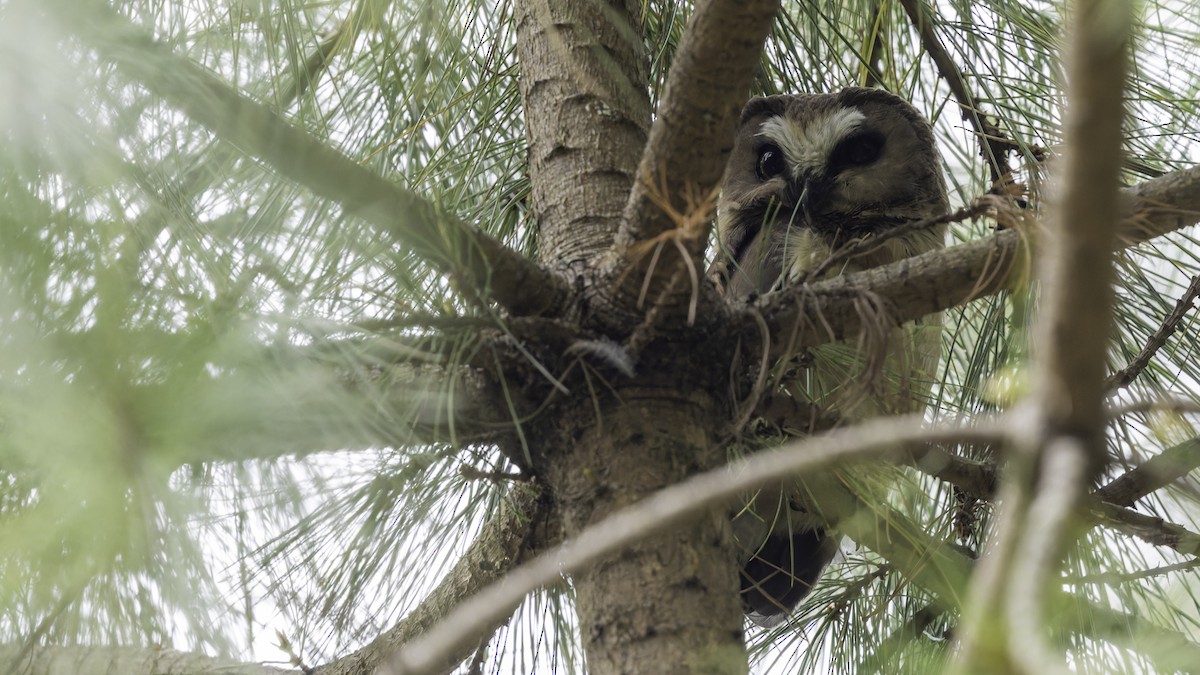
[611,0,781,321]
[516,0,651,274]
[546,382,745,675]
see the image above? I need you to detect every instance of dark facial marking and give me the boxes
[829,130,885,175]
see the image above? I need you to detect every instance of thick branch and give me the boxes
[1096,437,1200,506]
[167,362,526,467]
[52,1,568,318]
[617,0,780,250]
[1092,501,1200,558]
[601,0,780,331]
[1031,0,1128,460]
[317,484,553,675]
[751,165,1200,361]
[515,0,651,270]
[956,5,1130,669]
[908,443,998,498]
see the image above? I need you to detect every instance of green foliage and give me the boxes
[0,0,1198,673]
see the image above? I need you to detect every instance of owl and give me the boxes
[710,88,949,625]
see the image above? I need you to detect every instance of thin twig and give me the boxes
[1067,558,1200,584]
[1106,274,1200,390]
[803,198,993,283]
[898,0,1020,182]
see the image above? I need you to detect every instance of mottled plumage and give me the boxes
[711,88,949,625]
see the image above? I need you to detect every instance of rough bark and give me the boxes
[1096,437,1200,506]
[510,2,773,673]
[612,0,780,317]
[546,382,745,675]
[515,0,651,273]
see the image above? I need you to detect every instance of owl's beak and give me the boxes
[791,178,816,226]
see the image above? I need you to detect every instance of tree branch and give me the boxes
[1095,437,1200,506]
[751,164,1200,361]
[907,443,999,498]
[381,416,1004,675]
[0,645,295,675]
[1091,501,1200,558]
[607,0,780,326]
[1106,274,1200,390]
[166,353,533,468]
[955,1,1130,669]
[1031,0,1128,458]
[50,0,569,318]
[898,0,1020,182]
[618,0,779,249]
[514,0,650,270]
[317,484,553,675]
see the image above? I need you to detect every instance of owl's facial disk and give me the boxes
[753,107,898,227]
[712,91,944,299]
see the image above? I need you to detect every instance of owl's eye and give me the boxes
[833,132,885,168]
[755,144,787,180]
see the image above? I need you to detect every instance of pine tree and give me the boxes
[2,1,1200,674]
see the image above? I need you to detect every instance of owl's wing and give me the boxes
[800,312,943,420]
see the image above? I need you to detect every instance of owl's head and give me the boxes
[711,88,949,299]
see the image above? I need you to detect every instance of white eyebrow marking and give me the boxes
[758,108,865,178]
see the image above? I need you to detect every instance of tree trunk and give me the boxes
[515,0,650,273]
[542,373,746,675]
[514,1,748,671]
